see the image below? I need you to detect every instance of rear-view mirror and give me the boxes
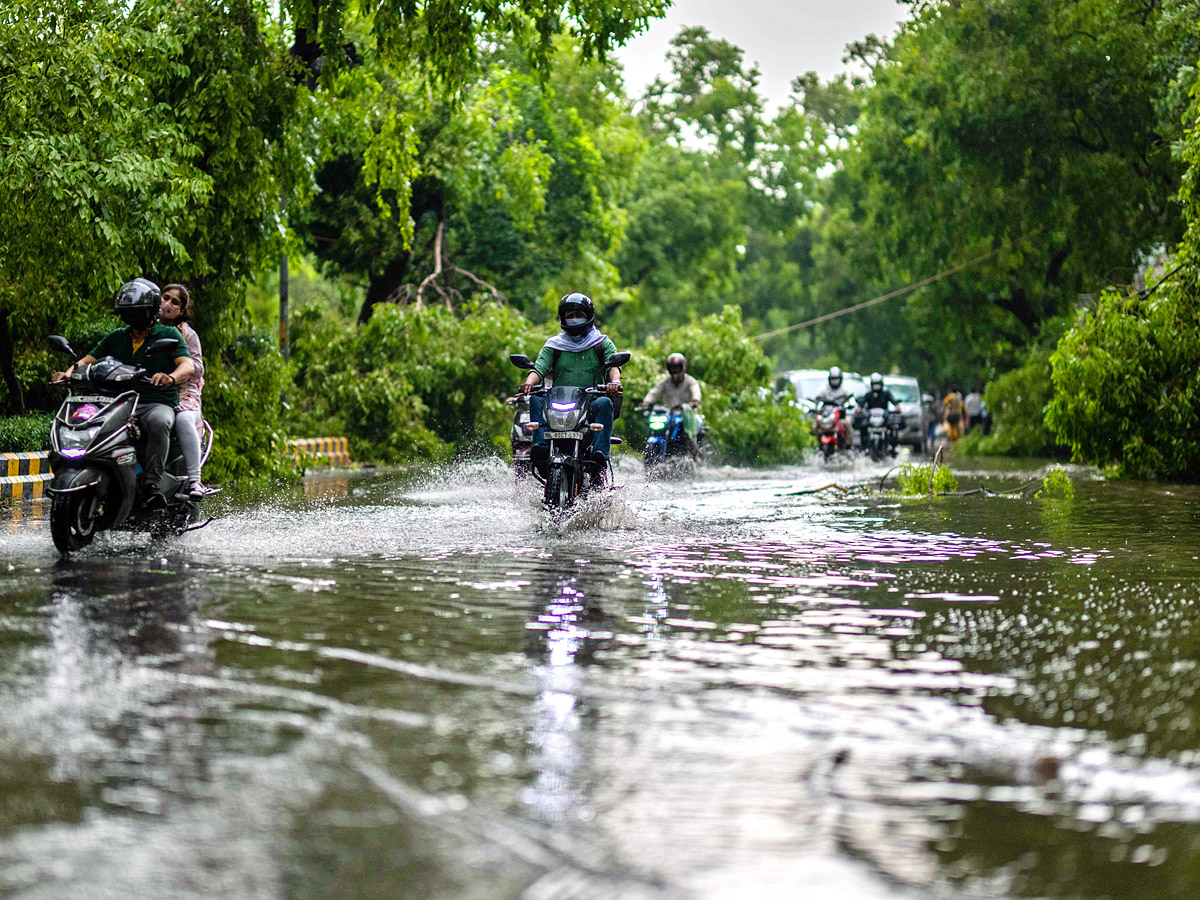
[509,354,535,370]
[147,337,180,356]
[47,335,76,358]
[604,352,631,368]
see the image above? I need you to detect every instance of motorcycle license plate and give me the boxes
[71,395,114,405]
[549,431,585,440]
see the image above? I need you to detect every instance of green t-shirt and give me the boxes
[533,335,619,388]
[89,322,190,406]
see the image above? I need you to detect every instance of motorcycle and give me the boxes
[509,351,630,510]
[642,404,706,475]
[857,406,902,462]
[813,401,852,461]
[46,335,212,553]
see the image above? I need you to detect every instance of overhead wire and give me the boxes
[751,232,1038,342]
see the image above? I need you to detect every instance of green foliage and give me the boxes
[1047,283,1200,480]
[0,412,53,453]
[703,390,813,466]
[896,463,958,496]
[288,301,541,461]
[203,321,296,485]
[1036,467,1075,501]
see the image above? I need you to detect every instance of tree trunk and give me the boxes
[359,250,412,323]
[0,310,25,414]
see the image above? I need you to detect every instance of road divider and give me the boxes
[288,437,352,467]
[1,452,51,502]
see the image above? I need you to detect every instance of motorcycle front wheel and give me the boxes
[544,466,575,508]
[50,490,98,552]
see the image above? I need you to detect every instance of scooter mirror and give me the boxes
[48,335,76,358]
[146,337,181,356]
[604,352,631,368]
[509,354,535,370]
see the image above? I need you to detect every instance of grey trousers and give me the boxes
[174,408,203,483]
[136,401,175,487]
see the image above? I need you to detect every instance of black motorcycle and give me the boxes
[856,406,902,462]
[46,335,211,552]
[509,351,630,510]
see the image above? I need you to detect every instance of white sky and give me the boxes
[614,0,910,112]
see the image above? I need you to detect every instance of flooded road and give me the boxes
[2,457,1200,899]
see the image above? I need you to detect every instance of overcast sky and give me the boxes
[614,0,910,111]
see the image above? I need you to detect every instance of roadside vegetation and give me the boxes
[2,0,1199,479]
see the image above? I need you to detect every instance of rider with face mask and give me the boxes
[53,278,194,506]
[519,293,623,481]
[638,353,702,460]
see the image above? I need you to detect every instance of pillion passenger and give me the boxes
[518,292,623,480]
[53,278,194,507]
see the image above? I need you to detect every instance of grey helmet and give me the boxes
[114,278,161,328]
[666,352,687,374]
[828,366,843,389]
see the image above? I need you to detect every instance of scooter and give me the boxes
[509,351,630,510]
[642,404,706,475]
[507,392,534,480]
[46,335,213,553]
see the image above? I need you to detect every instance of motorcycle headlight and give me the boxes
[547,405,584,431]
[60,425,100,450]
[648,415,668,429]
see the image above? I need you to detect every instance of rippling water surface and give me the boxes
[2,457,1200,899]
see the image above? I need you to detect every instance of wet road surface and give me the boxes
[2,457,1200,899]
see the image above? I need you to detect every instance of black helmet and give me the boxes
[114,278,161,328]
[870,372,884,390]
[828,366,843,389]
[558,292,595,337]
[666,352,687,375]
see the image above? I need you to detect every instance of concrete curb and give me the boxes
[0,452,51,501]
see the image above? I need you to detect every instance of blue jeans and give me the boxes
[529,395,614,459]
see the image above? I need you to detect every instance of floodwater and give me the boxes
[2,456,1200,899]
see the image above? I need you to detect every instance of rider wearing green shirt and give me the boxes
[520,293,623,476]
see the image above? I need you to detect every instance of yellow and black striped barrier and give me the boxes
[1,452,51,502]
[288,437,352,467]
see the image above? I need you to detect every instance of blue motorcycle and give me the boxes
[642,405,706,474]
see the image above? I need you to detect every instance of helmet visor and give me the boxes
[564,315,589,327]
[667,364,684,375]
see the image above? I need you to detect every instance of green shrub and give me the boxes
[0,412,53,452]
[958,343,1064,459]
[896,463,958,495]
[1036,466,1075,500]
[705,389,813,465]
[1047,284,1200,480]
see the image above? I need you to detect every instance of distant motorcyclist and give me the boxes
[856,372,900,450]
[52,278,194,506]
[638,353,702,461]
[815,366,854,408]
[813,366,854,449]
[519,292,623,481]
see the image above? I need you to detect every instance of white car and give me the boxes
[883,375,929,453]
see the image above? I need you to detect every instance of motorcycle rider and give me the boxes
[814,366,855,448]
[52,278,194,506]
[638,352,702,462]
[519,293,623,482]
[856,372,900,451]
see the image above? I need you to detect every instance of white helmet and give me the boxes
[828,366,843,389]
[870,372,883,390]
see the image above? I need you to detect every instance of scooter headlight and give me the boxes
[59,425,100,450]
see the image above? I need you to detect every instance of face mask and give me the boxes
[565,316,588,327]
